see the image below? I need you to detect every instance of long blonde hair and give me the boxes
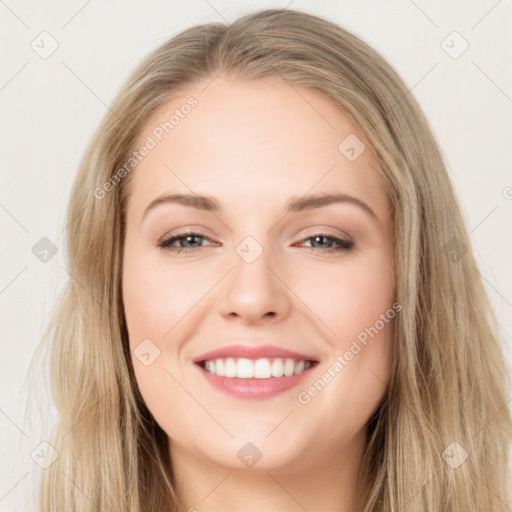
[37,8,512,511]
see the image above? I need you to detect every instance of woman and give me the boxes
[39,8,512,511]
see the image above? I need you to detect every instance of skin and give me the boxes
[122,75,396,512]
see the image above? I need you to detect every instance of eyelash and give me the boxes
[157,231,354,255]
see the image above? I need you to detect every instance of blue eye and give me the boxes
[158,232,354,255]
[158,232,212,254]
[299,234,354,253]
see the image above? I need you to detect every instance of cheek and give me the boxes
[122,252,192,428]
[299,251,395,344]
[122,249,199,342]
[295,251,395,406]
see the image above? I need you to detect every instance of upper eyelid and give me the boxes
[158,229,213,246]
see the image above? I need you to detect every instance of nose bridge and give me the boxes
[231,233,277,297]
[218,232,290,322]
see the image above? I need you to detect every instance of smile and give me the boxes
[200,357,314,379]
[193,343,319,398]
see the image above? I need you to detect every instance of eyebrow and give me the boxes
[142,192,378,221]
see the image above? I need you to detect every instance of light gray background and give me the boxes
[1,1,511,509]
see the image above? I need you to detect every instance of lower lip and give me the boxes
[196,363,316,399]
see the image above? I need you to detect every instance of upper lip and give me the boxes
[193,344,319,363]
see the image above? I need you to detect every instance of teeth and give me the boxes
[284,359,295,376]
[294,360,305,374]
[225,358,237,377]
[237,358,254,378]
[271,358,284,377]
[254,358,271,378]
[202,357,313,379]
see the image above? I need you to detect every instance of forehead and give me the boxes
[126,76,389,219]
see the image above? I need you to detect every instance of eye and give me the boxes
[158,231,216,255]
[296,233,354,254]
[158,230,354,256]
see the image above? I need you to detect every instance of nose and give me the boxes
[217,243,292,325]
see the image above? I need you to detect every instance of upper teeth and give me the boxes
[203,357,312,379]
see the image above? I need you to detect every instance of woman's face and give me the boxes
[122,76,395,474]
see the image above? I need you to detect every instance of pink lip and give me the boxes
[193,344,318,363]
[193,344,319,399]
[195,363,317,399]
